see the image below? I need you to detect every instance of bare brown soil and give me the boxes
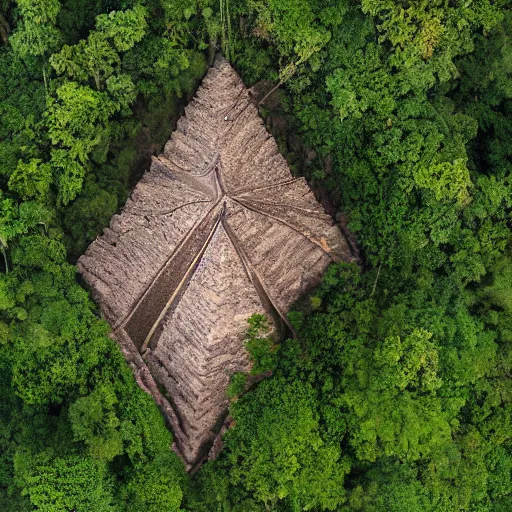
[78,56,354,470]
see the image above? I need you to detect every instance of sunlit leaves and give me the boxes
[45,82,115,204]
[50,6,147,90]
[224,378,349,510]
[50,34,119,89]
[95,4,147,52]
[9,0,62,59]
[9,159,52,201]
[245,0,335,89]
[13,450,115,511]
[119,451,185,512]
[69,385,124,462]
[0,197,52,247]
[413,158,473,204]
[359,0,504,84]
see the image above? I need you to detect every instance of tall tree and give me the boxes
[9,0,62,94]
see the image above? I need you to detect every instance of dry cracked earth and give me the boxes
[78,56,353,470]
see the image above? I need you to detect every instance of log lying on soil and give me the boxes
[78,55,354,470]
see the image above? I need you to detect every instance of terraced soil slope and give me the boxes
[78,56,353,470]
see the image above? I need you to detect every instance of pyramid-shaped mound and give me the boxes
[78,56,353,469]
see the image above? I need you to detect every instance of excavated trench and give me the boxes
[124,201,223,350]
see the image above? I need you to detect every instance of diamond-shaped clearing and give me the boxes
[78,56,354,470]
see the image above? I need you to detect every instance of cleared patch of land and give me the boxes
[78,56,354,469]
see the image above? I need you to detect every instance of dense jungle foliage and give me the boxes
[0,0,511,510]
